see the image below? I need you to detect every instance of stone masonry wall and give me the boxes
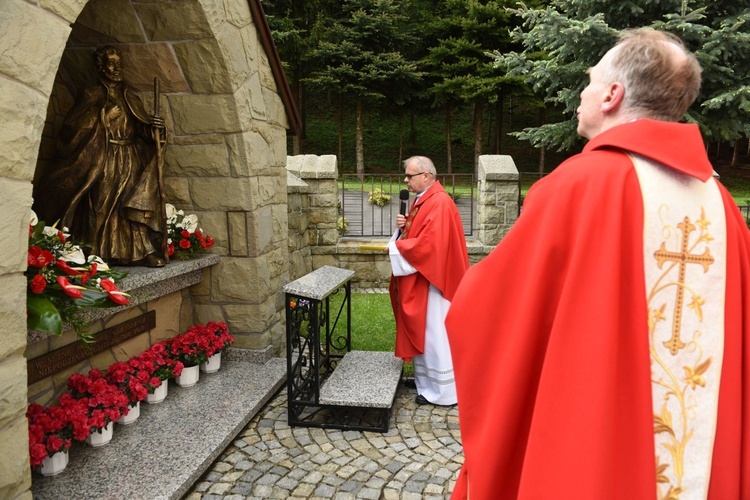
[0,0,291,496]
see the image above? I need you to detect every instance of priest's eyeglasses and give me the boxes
[404,171,428,180]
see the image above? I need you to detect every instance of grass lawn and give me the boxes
[329,291,414,375]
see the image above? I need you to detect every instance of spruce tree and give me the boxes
[492,0,750,164]
[307,0,422,176]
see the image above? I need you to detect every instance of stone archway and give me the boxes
[0,0,292,495]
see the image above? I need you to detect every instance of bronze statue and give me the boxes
[36,46,168,267]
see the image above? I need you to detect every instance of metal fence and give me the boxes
[339,174,475,237]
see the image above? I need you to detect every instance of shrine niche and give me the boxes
[35,45,169,267]
[0,0,300,496]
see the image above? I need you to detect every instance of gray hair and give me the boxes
[403,156,437,176]
[601,28,701,121]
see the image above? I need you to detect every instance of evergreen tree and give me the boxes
[263,0,338,154]
[307,0,422,176]
[422,0,522,173]
[492,0,750,165]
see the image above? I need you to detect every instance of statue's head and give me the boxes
[94,46,123,83]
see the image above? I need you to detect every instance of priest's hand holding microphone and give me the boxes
[395,189,410,232]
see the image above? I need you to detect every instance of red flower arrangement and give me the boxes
[203,321,234,357]
[105,359,156,406]
[66,369,130,432]
[166,321,234,367]
[137,341,184,385]
[166,327,212,367]
[165,204,215,260]
[26,211,129,340]
[26,402,79,467]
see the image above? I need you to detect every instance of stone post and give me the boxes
[476,155,520,247]
[286,155,339,270]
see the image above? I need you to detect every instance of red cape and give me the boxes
[390,181,469,360]
[446,120,750,499]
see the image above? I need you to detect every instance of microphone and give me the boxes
[399,189,410,216]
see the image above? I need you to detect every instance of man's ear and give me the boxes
[601,82,625,112]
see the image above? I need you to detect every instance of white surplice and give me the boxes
[388,230,458,405]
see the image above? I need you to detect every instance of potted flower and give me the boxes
[165,203,215,260]
[105,359,153,425]
[167,327,212,387]
[66,369,129,446]
[137,341,184,404]
[200,321,234,373]
[26,402,83,475]
[26,211,129,342]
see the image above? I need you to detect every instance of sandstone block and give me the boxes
[134,2,213,41]
[228,211,248,256]
[190,177,253,211]
[247,206,274,257]
[0,275,27,360]
[0,356,28,427]
[0,181,30,272]
[0,84,46,181]
[164,177,192,207]
[170,94,241,135]
[77,0,145,43]
[0,1,70,92]
[0,418,32,497]
[216,23,251,91]
[166,143,231,177]
[224,299,276,333]
[212,257,271,302]
[194,304,226,326]
[172,39,233,94]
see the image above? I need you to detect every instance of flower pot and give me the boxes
[201,351,222,373]
[147,381,169,404]
[86,421,114,447]
[117,401,140,425]
[40,450,69,476]
[175,364,200,387]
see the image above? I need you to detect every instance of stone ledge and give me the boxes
[31,352,286,500]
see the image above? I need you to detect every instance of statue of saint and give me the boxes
[36,46,168,267]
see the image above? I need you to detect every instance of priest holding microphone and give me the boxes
[387,156,469,406]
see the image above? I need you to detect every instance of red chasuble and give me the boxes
[446,120,750,500]
[390,181,469,361]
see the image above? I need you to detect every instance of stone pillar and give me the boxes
[476,155,520,247]
[286,154,339,252]
[0,0,73,496]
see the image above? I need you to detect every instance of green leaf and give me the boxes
[27,295,63,335]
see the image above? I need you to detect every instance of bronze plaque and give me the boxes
[27,311,156,384]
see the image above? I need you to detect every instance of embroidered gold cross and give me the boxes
[654,216,714,355]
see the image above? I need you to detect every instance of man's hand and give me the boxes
[396,214,406,229]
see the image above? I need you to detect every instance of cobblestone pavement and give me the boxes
[185,385,462,499]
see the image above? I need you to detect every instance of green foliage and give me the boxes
[492,0,750,151]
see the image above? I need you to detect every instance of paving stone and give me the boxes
[186,379,461,499]
[231,482,254,496]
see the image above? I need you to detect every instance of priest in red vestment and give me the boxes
[446,28,750,499]
[388,156,469,406]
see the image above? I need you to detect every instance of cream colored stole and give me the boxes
[631,154,727,500]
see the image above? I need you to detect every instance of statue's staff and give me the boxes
[153,77,169,264]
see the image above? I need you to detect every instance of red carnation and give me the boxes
[168,243,175,256]
[179,239,192,250]
[30,274,47,294]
